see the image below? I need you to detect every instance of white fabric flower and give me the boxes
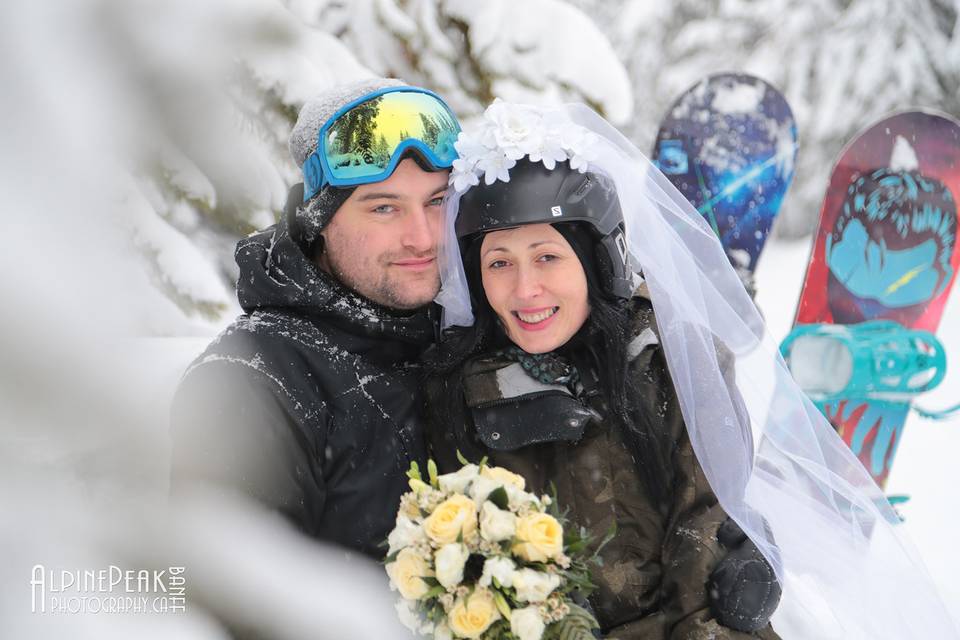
[387,513,425,555]
[479,556,517,589]
[486,100,542,160]
[510,606,546,640]
[528,136,568,171]
[449,102,601,191]
[479,502,517,542]
[476,151,516,186]
[437,463,480,494]
[454,132,490,161]
[512,568,561,603]
[435,542,470,589]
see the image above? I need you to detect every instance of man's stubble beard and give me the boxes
[321,241,440,311]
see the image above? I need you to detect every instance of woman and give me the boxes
[424,101,960,640]
[424,126,782,637]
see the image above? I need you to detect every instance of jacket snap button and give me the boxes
[491,432,501,440]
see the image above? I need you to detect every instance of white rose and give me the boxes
[479,502,517,542]
[512,568,561,603]
[506,484,540,512]
[387,514,425,555]
[434,622,453,640]
[395,599,428,634]
[479,556,516,589]
[480,465,526,490]
[510,606,546,640]
[468,474,501,505]
[437,463,479,494]
[435,542,470,590]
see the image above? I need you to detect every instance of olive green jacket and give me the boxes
[425,297,780,640]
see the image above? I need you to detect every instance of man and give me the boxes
[170,78,460,557]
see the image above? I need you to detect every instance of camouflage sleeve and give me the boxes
[639,344,778,640]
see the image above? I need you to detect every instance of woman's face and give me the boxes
[479,223,590,354]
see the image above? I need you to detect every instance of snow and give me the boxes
[712,82,766,114]
[890,135,921,171]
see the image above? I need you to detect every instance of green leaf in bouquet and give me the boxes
[487,486,509,510]
[422,576,442,588]
[428,458,439,488]
[479,455,489,471]
[544,602,600,640]
[406,461,422,482]
[423,585,446,599]
[493,590,513,621]
[383,550,400,564]
[456,449,470,466]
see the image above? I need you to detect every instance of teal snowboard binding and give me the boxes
[780,320,946,404]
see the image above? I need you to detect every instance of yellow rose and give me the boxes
[424,494,478,545]
[480,465,526,491]
[448,588,501,638]
[512,513,563,563]
[386,547,433,600]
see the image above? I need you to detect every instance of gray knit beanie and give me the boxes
[289,77,407,244]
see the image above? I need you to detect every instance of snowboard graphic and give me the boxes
[653,73,798,277]
[791,110,960,488]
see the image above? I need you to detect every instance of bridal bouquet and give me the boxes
[384,455,603,640]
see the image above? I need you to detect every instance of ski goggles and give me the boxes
[301,87,461,201]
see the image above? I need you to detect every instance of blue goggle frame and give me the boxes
[301,86,461,201]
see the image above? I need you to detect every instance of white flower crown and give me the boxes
[449,100,600,193]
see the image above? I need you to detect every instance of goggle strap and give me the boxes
[303,153,326,202]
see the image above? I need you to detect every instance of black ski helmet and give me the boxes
[455,158,634,299]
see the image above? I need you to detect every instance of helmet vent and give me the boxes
[572,175,594,199]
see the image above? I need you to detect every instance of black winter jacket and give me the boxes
[170,197,434,558]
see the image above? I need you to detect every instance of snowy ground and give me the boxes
[755,237,960,629]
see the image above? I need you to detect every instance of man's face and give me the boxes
[318,158,448,310]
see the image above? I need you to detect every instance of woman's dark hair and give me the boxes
[424,221,671,506]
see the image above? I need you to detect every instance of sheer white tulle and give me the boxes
[436,102,958,638]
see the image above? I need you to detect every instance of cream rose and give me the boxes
[510,606,546,640]
[386,548,433,600]
[448,588,501,638]
[424,494,478,545]
[512,513,564,562]
[511,568,561,604]
[481,465,526,490]
[435,542,469,589]
[437,464,480,494]
[479,502,517,542]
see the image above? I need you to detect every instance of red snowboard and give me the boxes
[793,110,960,488]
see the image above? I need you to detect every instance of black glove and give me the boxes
[707,517,782,633]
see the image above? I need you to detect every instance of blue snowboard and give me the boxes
[653,73,798,276]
